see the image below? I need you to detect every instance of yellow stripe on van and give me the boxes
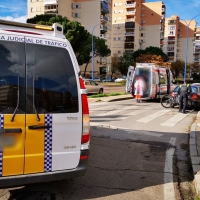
[3,115,25,176]
[24,114,45,174]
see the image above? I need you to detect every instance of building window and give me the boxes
[31,7,36,12]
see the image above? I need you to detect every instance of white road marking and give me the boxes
[95,109,125,116]
[113,108,153,120]
[89,105,116,112]
[137,110,171,123]
[161,113,188,127]
[93,106,153,117]
[164,137,176,200]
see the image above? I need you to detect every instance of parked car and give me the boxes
[101,77,115,82]
[115,77,126,83]
[172,83,200,109]
[84,80,104,94]
[83,77,100,82]
[93,77,101,82]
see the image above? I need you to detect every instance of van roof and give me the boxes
[0,19,65,39]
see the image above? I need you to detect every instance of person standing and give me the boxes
[178,81,192,114]
[134,76,144,103]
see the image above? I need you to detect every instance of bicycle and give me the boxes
[160,93,196,110]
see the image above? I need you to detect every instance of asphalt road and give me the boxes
[0,99,197,200]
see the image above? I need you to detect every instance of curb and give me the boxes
[108,96,133,102]
[190,112,200,195]
[88,95,134,103]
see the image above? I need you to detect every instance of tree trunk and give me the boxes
[83,61,90,78]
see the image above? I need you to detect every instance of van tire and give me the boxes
[99,89,103,94]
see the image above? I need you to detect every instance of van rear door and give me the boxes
[0,36,26,176]
[24,37,82,174]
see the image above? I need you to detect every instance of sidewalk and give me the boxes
[190,111,200,195]
[87,94,134,103]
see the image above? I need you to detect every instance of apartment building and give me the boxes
[111,0,166,57]
[164,15,196,63]
[28,0,112,78]
[194,27,200,64]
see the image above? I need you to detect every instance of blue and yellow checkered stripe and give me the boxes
[44,114,52,172]
[0,114,4,176]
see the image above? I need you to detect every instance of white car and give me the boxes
[115,77,126,83]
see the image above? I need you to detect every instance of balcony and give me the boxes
[101,15,108,21]
[100,25,108,32]
[168,53,174,57]
[162,8,165,13]
[124,43,134,49]
[125,50,134,54]
[44,0,57,5]
[168,37,175,42]
[126,2,136,8]
[194,49,200,53]
[167,47,174,52]
[126,10,136,15]
[125,36,134,42]
[101,2,109,14]
[44,9,57,14]
[126,18,135,22]
[125,22,135,29]
[168,20,176,25]
[100,34,107,40]
[125,32,134,36]
[160,27,164,32]
[195,43,200,48]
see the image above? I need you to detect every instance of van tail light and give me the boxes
[79,77,86,89]
[80,155,88,160]
[191,93,198,100]
[80,77,90,144]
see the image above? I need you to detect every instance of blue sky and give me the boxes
[0,0,200,23]
[146,0,200,24]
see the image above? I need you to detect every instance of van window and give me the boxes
[160,73,167,84]
[0,41,25,114]
[26,44,78,114]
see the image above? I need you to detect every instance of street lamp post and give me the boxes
[182,14,200,82]
[91,23,100,81]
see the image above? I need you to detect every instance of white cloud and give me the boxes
[0,15,27,23]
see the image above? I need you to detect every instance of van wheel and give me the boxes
[99,89,103,94]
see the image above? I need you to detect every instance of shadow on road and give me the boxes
[2,126,195,200]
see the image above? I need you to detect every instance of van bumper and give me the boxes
[0,149,89,189]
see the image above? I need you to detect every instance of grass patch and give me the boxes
[195,196,200,200]
[88,92,126,98]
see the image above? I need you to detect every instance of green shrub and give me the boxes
[88,92,125,98]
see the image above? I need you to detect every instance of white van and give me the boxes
[126,63,176,99]
[0,19,90,187]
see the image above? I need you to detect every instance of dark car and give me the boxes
[172,83,200,109]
